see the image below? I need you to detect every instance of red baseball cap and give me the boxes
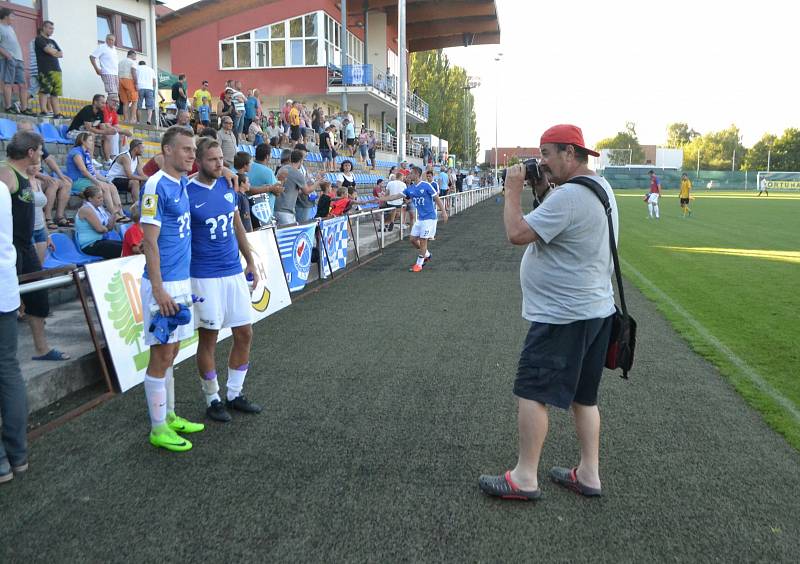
[540,124,599,157]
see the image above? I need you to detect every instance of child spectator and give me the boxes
[315,180,333,218]
[122,203,143,256]
[236,173,253,232]
[198,97,211,128]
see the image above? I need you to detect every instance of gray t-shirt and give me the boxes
[274,165,305,213]
[0,23,22,61]
[520,175,618,324]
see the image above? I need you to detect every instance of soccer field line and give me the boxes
[621,259,800,424]
[615,193,800,200]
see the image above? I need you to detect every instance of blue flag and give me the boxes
[276,223,317,292]
[320,216,349,277]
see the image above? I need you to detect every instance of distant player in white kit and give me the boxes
[758,177,769,197]
[647,170,661,219]
[373,165,448,272]
[187,138,263,422]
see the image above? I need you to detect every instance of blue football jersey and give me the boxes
[403,181,438,220]
[187,177,243,279]
[140,171,191,282]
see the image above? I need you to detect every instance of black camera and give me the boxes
[500,159,542,184]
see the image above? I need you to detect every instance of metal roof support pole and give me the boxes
[397,0,407,162]
[341,0,348,111]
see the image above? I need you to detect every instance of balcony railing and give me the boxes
[327,64,429,121]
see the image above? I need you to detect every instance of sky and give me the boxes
[164,0,796,154]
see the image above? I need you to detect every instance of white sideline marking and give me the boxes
[621,259,800,423]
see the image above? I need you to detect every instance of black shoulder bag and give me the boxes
[567,176,637,379]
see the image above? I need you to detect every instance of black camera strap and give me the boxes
[566,176,629,320]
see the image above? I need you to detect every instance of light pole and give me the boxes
[462,76,480,170]
[493,53,503,185]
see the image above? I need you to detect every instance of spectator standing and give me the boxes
[344,118,356,156]
[191,80,211,111]
[0,178,27,485]
[288,101,302,147]
[28,165,52,264]
[246,143,283,226]
[228,84,246,140]
[0,8,32,115]
[90,34,119,98]
[217,116,237,167]
[367,131,377,170]
[117,50,138,123]
[275,149,316,226]
[465,171,475,190]
[319,124,335,171]
[197,97,211,128]
[74,186,122,259]
[1,131,69,361]
[171,73,188,111]
[281,99,293,135]
[357,127,369,164]
[107,138,147,204]
[244,89,258,135]
[33,20,63,118]
[383,173,405,232]
[27,36,40,112]
[135,60,159,125]
[216,89,234,127]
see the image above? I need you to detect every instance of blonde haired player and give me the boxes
[679,173,692,217]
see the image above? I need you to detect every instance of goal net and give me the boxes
[599,149,633,168]
[756,171,800,192]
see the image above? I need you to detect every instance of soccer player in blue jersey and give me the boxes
[188,138,263,422]
[139,126,205,452]
[373,165,447,272]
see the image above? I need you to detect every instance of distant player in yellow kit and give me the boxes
[679,173,692,217]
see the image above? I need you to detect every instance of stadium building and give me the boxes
[157,0,500,135]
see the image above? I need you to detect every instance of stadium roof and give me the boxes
[157,0,500,51]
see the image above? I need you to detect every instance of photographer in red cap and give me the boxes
[479,124,619,501]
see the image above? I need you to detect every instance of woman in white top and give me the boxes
[28,166,53,264]
[337,160,356,191]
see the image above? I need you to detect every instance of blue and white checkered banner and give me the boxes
[276,223,317,292]
[343,64,372,86]
[320,216,349,278]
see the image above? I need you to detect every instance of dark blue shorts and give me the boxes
[514,315,614,409]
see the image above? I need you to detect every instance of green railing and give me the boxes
[601,167,758,190]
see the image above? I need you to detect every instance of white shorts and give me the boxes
[647,193,660,204]
[191,273,253,331]
[140,277,194,346]
[411,218,437,239]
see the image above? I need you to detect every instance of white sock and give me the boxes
[165,367,175,415]
[415,255,425,267]
[144,375,167,430]
[201,370,220,406]
[226,364,248,401]
[648,203,654,217]
[654,204,660,218]
[424,250,430,258]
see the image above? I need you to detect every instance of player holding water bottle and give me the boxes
[187,137,263,423]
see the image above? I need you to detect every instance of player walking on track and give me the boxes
[139,126,205,452]
[372,165,447,272]
[187,139,263,422]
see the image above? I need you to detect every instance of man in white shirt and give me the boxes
[89,34,119,97]
[383,173,407,232]
[0,179,26,484]
[134,60,158,125]
[465,172,475,190]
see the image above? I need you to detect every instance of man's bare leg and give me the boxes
[572,402,602,489]
[509,397,549,490]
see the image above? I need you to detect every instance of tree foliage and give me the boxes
[409,50,478,164]
[665,122,699,148]
[682,125,747,171]
[596,123,645,164]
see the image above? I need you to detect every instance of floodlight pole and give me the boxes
[397,0,407,162]
[341,0,348,111]
[767,148,771,172]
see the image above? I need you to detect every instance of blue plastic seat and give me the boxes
[38,122,70,144]
[0,118,17,141]
[357,195,378,210]
[119,223,132,238]
[59,124,71,140]
[271,147,282,159]
[105,229,122,241]
[48,232,101,266]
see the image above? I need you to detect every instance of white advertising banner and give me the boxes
[85,228,291,392]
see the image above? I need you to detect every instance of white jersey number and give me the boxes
[177,212,191,238]
[204,212,235,240]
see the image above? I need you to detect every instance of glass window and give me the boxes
[236,42,251,68]
[304,14,317,37]
[324,17,329,41]
[254,26,269,40]
[236,32,251,40]
[271,22,285,39]
[255,41,268,67]
[334,25,339,46]
[120,18,140,51]
[290,39,303,66]
[289,17,302,38]
[96,15,112,43]
[221,43,234,68]
[270,40,285,66]
[305,39,318,65]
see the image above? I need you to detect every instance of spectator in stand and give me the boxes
[197,97,211,129]
[90,33,119,99]
[217,116,237,167]
[117,50,138,123]
[456,171,464,193]
[191,80,212,111]
[244,89,258,135]
[66,94,115,149]
[74,185,122,259]
[398,161,410,177]
[101,96,133,161]
[16,120,72,229]
[357,127,369,165]
[66,132,125,221]
[465,171,475,191]
[217,90,234,128]
[288,101,302,147]
[235,173,253,232]
[292,143,316,223]
[228,84,246,140]
[218,79,233,100]
[383,173,405,232]
[275,149,317,226]
[135,60,158,125]
[314,180,333,218]
[107,138,147,204]
[247,116,264,145]
[367,131,377,170]
[34,20,63,118]
[338,160,356,194]
[174,109,193,133]
[246,143,283,225]
[171,73,188,111]
[1,130,69,362]
[122,202,143,257]
[319,124,336,172]
[28,165,52,265]
[0,8,32,115]
[311,104,322,145]
[0,175,27,485]
[27,35,41,113]
[281,99,293,136]
[264,115,283,147]
[344,118,356,157]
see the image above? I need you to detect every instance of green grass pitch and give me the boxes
[615,190,800,449]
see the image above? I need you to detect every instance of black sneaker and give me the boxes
[206,399,232,422]
[226,395,263,414]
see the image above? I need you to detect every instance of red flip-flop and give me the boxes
[478,471,542,501]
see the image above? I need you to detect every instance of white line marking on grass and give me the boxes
[621,259,800,423]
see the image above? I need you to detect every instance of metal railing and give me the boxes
[327,64,430,120]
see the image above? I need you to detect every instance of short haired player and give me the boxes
[140,126,205,452]
[372,165,447,272]
[647,170,661,219]
[188,138,262,422]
